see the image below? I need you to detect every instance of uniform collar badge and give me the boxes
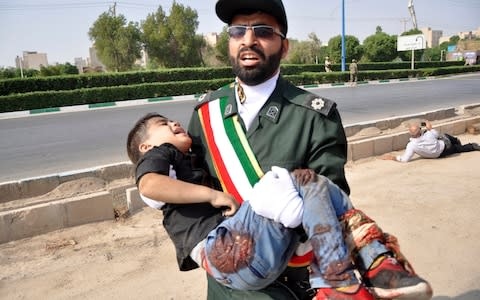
[266,105,279,120]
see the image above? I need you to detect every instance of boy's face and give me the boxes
[141,117,192,154]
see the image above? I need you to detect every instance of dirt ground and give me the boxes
[1,134,479,300]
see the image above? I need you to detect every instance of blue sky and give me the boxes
[0,0,478,68]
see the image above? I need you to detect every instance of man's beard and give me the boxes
[230,45,282,86]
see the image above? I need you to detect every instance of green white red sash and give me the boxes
[197,95,312,267]
[198,96,264,203]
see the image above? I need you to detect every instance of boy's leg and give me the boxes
[291,171,375,299]
[340,209,433,299]
[296,171,432,299]
[203,201,300,291]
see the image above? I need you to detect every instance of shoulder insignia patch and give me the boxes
[197,93,207,102]
[303,95,336,116]
[194,82,234,110]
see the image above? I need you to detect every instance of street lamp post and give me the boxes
[16,55,24,78]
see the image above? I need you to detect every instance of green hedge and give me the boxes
[0,67,234,96]
[0,79,232,112]
[0,61,462,96]
[1,64,478,113]
[297,65,480,85]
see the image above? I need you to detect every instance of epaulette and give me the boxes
[300,94,336,117]
[194,82,234,110]
[280,79,336,117]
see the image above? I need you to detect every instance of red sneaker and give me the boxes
[364,256,433,299]
[314,285,375,300]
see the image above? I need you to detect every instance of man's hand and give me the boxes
[247,166,303,228]
[209,191,239,217]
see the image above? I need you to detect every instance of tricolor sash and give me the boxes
[198,95,312,267]
[198,96,263,203]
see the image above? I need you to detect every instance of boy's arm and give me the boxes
[138,173,238,216]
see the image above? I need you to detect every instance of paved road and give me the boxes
[1,73,479,183]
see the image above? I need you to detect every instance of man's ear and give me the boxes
[139,142,153,154]
[281,38,289,59]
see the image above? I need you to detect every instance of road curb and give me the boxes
[1,103,479,244]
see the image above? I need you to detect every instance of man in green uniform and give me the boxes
[187,0,432,299]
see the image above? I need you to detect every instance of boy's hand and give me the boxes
[381,154,397,161]
[210,191,239,217]
[292,168,317,185]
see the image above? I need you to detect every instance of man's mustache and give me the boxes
[237,46,266,61]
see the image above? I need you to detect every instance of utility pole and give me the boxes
[110,2,117,17]
[400,18,409,32]
[408,0,418,29]
[16,55,24,78]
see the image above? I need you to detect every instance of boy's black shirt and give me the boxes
[136,143,224,271]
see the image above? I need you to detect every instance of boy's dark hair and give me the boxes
[127,112,166,164]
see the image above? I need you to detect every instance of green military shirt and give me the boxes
[188,76,350,194]
[187,76,350,300]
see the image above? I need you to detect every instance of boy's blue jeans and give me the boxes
[204,174,388,290]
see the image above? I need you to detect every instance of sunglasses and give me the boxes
[227,25,285,39]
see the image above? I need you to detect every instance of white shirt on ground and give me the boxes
[396,129,446,162]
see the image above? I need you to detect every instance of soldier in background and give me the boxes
[324,56,332,72]
[349,59,358,87]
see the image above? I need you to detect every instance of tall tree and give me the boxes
[362,27,397,62]
[89,12,142,72]
[142,2,204,67]
[214,26,230,65]
[40,63,79,76]
[285,33,323,64]
[327,35,363,64]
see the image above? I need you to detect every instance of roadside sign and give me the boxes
[397,34,426,51]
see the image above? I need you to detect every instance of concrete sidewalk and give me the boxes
[345,133,480,300]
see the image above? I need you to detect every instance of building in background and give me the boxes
[21,51,48,70]
[439,26,480,45]
[421,27,443,48]
[204,32,218,47]
[457,27,480,40]
[439,26,480,64]
[74,57,87,73]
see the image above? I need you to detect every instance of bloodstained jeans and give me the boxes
[203,174,388,290]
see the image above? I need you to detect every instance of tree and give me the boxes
[142,2,204,68]
[423,47,441,61]
[449,35,460,44]
[214,26,230,65]
[326,35,363,64]
[285,33,323,64]
[39,63,79,76]
[362,27,397,62]
[89,11,142,72]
